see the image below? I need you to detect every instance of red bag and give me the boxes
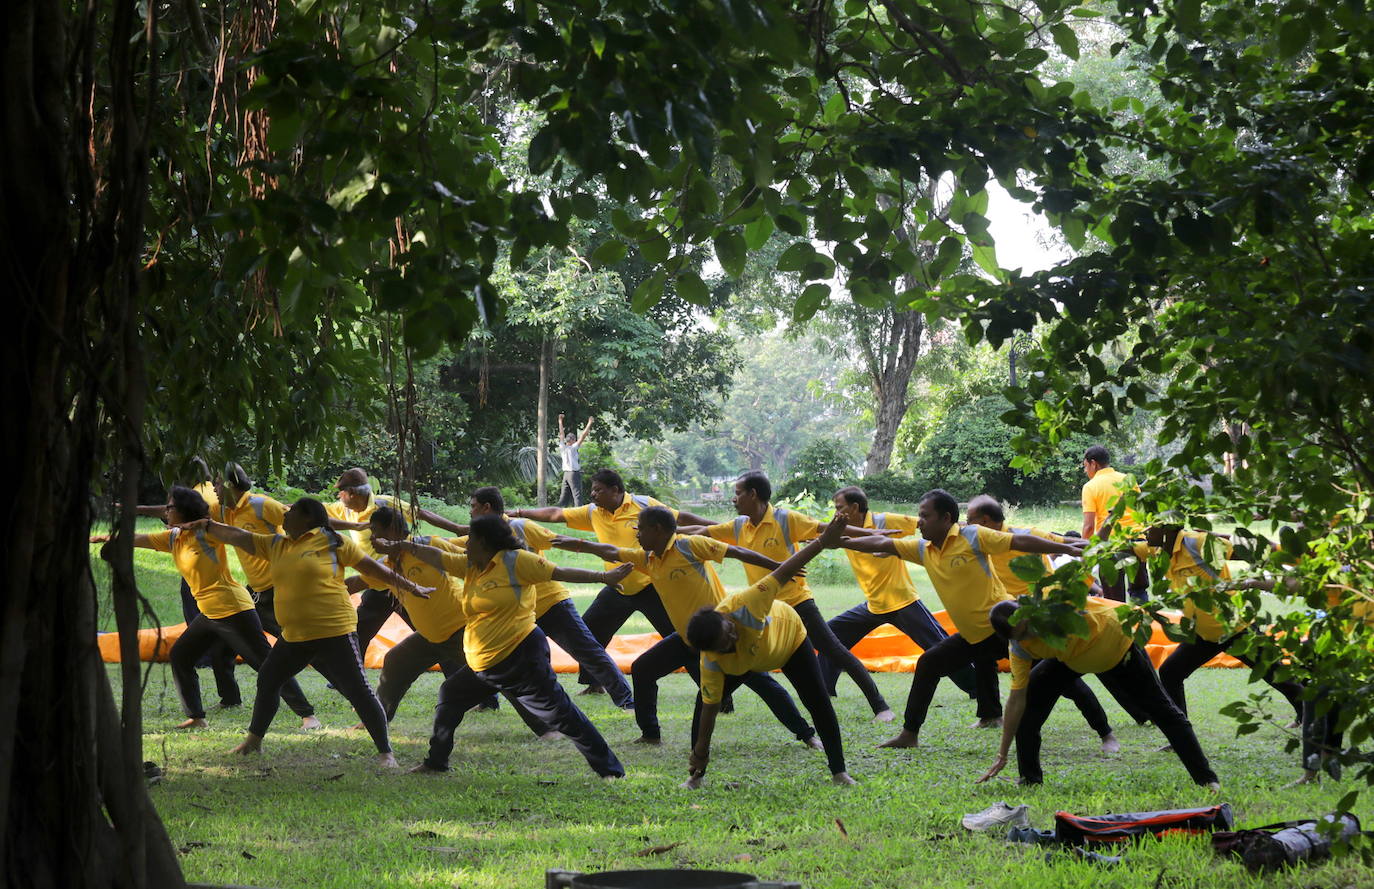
[1055,804,1234,845]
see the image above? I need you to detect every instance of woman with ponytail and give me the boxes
[188,496,434,767]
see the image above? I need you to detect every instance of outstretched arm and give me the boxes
[675,509,718,527]
[550,562,634,588]
[575,416,593,445]
[558,413,567,441]
[684,699,720,790]
[509,506,566,523]
[181,518,254,550]
[353,555,434,599]
[1010,533,1087,558]
[839,534,900,556]
[550,534,622,562]
[417,507,467,536]
[328,518,368,531]
[374,537,447,572]
[724,545,781,572]
[769,514,848,587]
[977,687,1026,783]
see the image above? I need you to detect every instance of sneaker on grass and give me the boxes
[961,802,1031,832]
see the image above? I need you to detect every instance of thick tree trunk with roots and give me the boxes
[860,304,925,477]
[2,1,184,886]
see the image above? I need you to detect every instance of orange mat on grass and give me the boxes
[97,603,1241,672]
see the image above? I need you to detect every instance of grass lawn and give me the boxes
[100,501,1372,887]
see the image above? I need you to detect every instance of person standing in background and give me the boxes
[557,414,594,507]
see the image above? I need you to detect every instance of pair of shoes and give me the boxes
[961,802,1030,832]
[1005,826,1056,845]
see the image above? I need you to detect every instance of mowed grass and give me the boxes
[100,502,1373,887]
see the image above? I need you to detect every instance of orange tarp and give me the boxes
[98,606,1241,672]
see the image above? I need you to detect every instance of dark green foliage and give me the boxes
[776,439,858,501]
[854,470,929,505]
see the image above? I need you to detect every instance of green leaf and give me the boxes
[528,128,557,174]
[638,233,669,265]
[776,241,814,272]
[570,192,598,220]
[793,283,830,322]
[1050,23,1079,60]
[744,215,775,250]
[1278,17,1308,58]
[591,238,627,266]
[713,229,747,278]
[972,242,1001,278]
[675,270,710,306]
[1174,0,1200,30]
[631,270,665,312]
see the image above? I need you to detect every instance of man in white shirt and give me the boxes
[558,414,593,507]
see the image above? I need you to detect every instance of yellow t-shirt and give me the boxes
[893,525,1014,643]
[147,528,254,619]
[616,534,729,635]
[842,511,920,614]
[507,517,573,617]
[438,548,555,671]
[1008,597,1134,689]
[250,529,366,642]
[704,506,823,607]
[378,535,466,643]
[220,491,287,591]
[699,577,807,705]
[324,492,415,559]
[193,481,221,517]
[1081,467,1139,534]
[987,522,1062,598]
[1134,530,1235,643]
[563,494,672,596]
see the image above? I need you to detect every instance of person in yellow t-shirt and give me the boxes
[378,514,632,777]
[469,486,634,709]
[966,494,1132,750]
[363,506,556,739]
[687,471,895,720]
[682,513,855,788]
[1140,526,1304,723]
[978,598,1220,789]
[510,468,713,695]
[553,505,819,747]
[826,486,979,711]
[215,462,291,637]
[190,497,434,767]
[839,489,1087,750]
[100,485,317,731]
[325,467,468,653]
[1080,445,1147,600]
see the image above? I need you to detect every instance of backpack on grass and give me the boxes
[1054,804,1234,845]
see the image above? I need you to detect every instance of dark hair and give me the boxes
[472,486,505,513]
[292,497,344,548]
[966,494,1005,524]
[834,485,868,513]
[370,505,410,538]
[337,467,368,489]
[1083,445,1111,466]
[468,513,523,552]
[737,470,772,503]
[169,485,210,522]
[919,489,959,522]
[223,461,253,497]
[590,468,624,493]
[1060,530,1083,539]
[686,606,730,651]
[989,600,1020,639]
[638,506,677,534]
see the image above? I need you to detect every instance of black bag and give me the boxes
[1054,804,1234,845]
[1211,813,1361,872]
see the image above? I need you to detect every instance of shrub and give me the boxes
[777,439,858,502]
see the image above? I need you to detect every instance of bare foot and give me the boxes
[970,717,1002,729]
[231,733,263,756]
[212,701,241,711]
[601,773,624,781]
[1157,744,1173,753]
[408,762,445,775]
[300,716,322,731]
[1285,719,1302,729]
[537,731,566,741]
[831,771,857,786]
[680,775,704,790]
[376,752,399,768]
[873,708,897,723]
[176,717,209,730]
[804,735,826,751]
[878,729,919,749]
[577,685,606,696]
[633,735,662,745]
[1286,770,1321,787]
[1204,781,1221,793]
[1101,733,1121,755]
[350,722,365,730]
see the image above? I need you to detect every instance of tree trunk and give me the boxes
[536,335,553,505]
[2,1,184,885]
[862,308,924,476]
